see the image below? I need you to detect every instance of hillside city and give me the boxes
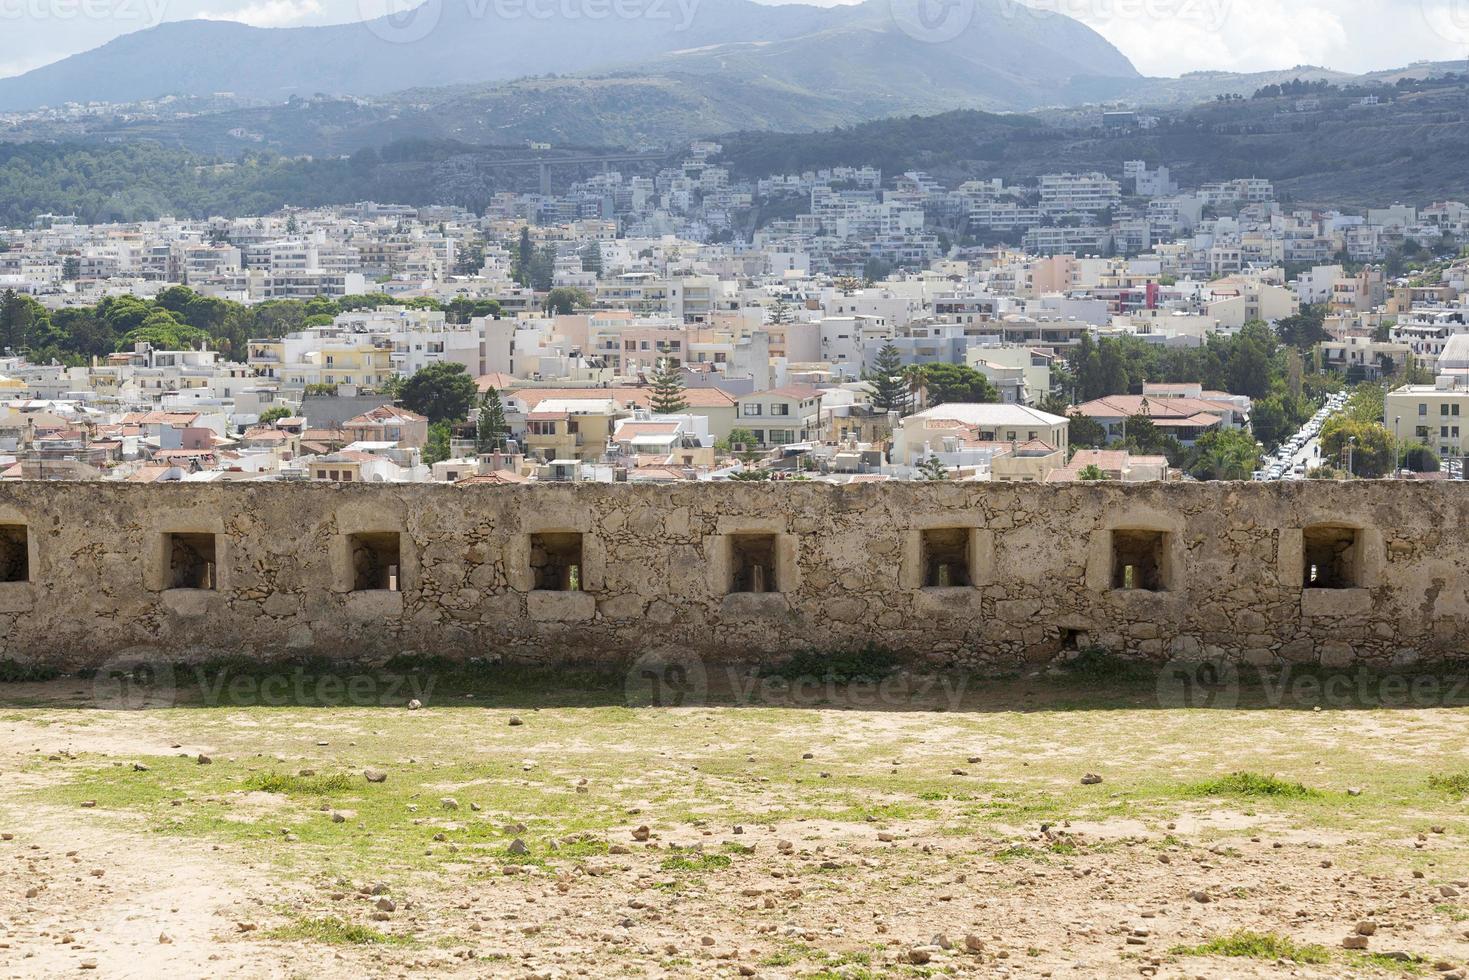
[0,142,1465,486]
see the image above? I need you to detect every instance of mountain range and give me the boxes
[0,0,1136,114]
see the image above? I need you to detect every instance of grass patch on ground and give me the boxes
[266,915,411,946]
[0,659,62,683]
[1171,930,1330,964]
[1182,771,1322,800]
[243,771,355,795]
[660,853,733,872]
[758,644,901,684]
[1428,771,1469,797]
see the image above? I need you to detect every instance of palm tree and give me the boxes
[901,364,930,415]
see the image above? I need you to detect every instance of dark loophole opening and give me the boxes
[729,533,778,593]
[1303,525,1360,589]
[167,532,217,591]
[921,527,971,587]
[0,525,28,583]
[531,532,583,591]
[350,532,401,592]
[1111,529,1167,592]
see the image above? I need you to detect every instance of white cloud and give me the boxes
[199,0,325,28]
[1042,0,1469,76]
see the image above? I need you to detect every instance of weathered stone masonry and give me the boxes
[0,481,1465,670]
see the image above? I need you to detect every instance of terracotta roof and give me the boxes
[119,411,200,425]
[126,464,176,483]
[474,372,518,392]
[1074,395,1235,421]
[456,470,531,485]
[345,405,427,426]
[751,385,822,401]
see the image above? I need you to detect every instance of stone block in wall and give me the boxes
[0,583,34,614]
[161,589,218,619]
[1301,587,1370,619]
[344,590,404,620]
[527,590,595,623]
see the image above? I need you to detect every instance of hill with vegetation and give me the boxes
[0,0,1133,113]
[716,74,1469,208]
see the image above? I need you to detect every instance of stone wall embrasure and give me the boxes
[0,481,1465,670]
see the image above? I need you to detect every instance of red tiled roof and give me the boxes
[345,405,427,426]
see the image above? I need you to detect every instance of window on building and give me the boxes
[1111,529,1167,592]
[1303,525,1360,589]
[744,404,762,416]
[167,532,217,590]
[530,532,583,591]
[921,528,970,587]
[729,534,778,593]
[349,532,401,592]
[772,404,790,416]
[1420,403,1429,416]
[0,525,28,583]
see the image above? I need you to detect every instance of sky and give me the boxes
[0,0,1466,81]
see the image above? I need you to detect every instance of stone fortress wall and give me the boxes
[0,481,1464,670]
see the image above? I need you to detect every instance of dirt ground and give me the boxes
[2,665,1468,979]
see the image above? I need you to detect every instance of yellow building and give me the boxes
[523,398,628,462]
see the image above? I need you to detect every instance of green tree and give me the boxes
[258,406,292,426]
[424,421,453,465]
[445,298,503,324]
[1066,411,1108,449]
[923,363,997,407]
[1320,417,1393,478]
[0,289,52,352]
[512,228,534,287]
[1276,305,1330,350]
[650,358,688,414]
[543,287,590,316]
[1402,442,1440,472]
[1077,463,1107,481]
[475,387,508,453]
[916,455,949,481]
[864,344,908,415]
[725,428,757,451]
[399,362,478,424]
[1186,428,1261,481]
[581,243,603,275]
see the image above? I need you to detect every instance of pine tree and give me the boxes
[512,227,534,287]
[650,358,688,414]
[475,387,508,454]
[864,343,908,416]
[916,455,949,481]
[768,297,791,325]
[582,243,603,275]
